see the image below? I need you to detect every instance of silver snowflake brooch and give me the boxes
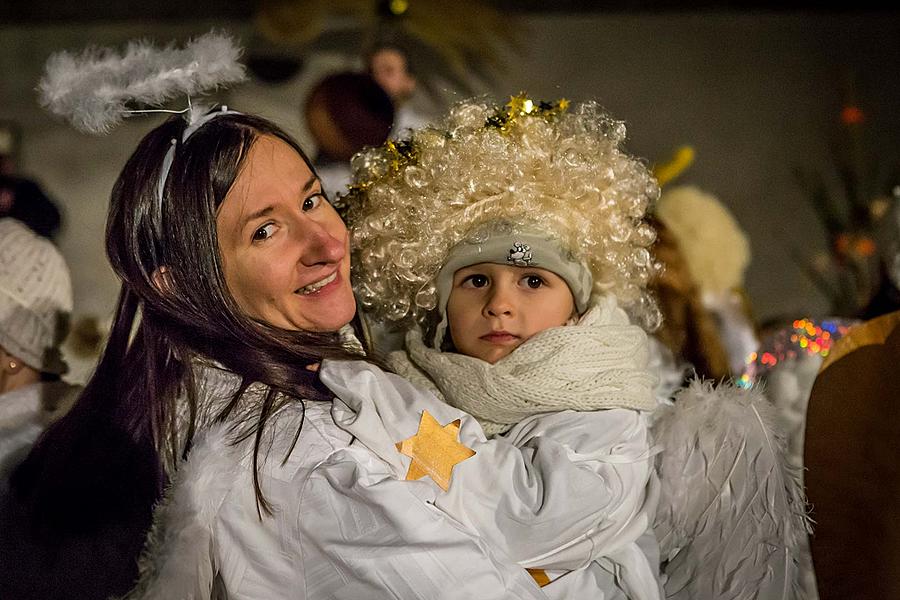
[507,242,533,266]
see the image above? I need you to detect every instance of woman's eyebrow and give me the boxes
[302,174,319,192]
[242,206,274,228]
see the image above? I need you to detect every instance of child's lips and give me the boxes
[480,331,520,345]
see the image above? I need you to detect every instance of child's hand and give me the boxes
[306,363,320,372]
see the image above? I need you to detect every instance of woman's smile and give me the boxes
[296,270,338,295]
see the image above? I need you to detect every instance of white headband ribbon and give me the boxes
[156,105,241,209]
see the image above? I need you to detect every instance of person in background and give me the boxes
[304,70,394,198]
[0,217,79,480]
[0,122,62,239]
[652,184,758,378]
[364,41,430,137]
[647,214,731,384]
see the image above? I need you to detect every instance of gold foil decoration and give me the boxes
[396,410,476,491]
[527,568,551,587]
[484,93,570,133]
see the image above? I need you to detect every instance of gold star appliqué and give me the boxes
[395,410,476,491]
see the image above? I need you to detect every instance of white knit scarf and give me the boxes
[389,295,658,436]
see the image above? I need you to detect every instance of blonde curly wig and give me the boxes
[344,95,661,330]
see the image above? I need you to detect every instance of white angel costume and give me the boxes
[125,350,660,600]
[379,293,812,600]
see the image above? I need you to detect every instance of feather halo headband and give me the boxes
[38,30,247,134]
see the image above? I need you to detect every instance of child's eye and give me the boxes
[523,275,545,289]
[302,193,326,212]
[252,223,276,242]
[462,274,489,288]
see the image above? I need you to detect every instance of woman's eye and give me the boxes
[462,274,489,288]
[252,223,276,242]
[302,193,325,212]
[523,275,545,289]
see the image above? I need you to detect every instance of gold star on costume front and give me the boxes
[395,410,476,492]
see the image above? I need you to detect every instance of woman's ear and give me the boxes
[151,266,174,295]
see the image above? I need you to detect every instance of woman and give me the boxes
[7,109,638,600]
[2,112,364,600]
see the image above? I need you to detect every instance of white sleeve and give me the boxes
[296,446,551,600]
[320,359,658,572]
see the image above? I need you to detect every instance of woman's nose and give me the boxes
[298,221,346,267]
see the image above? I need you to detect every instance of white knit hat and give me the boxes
[0,218,73,374]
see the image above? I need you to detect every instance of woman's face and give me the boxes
[216,135,356,332]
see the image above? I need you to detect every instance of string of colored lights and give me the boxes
[738,318,856,388]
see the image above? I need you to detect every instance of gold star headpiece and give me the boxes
[485,93,570,133]
[336,94,568,216]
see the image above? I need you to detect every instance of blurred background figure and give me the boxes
[364,41,430,137]
[740,315,856,600]
[0,218,79,483]
[648,213,732,384]
[741,316,856,473]
[304,70,394,198]
[0,121,62,240]
[860,187,900,319]
[648,148,756,384]
[654,183,759,378]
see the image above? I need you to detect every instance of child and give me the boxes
[326,95,666,599]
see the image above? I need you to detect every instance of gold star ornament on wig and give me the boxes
[395,410,475,491]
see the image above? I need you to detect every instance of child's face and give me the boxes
[447,262,576,364]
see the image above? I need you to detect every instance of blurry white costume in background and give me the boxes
[740,318,856,475]
[739,317,856,600]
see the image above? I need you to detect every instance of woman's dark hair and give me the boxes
[12,111,364,527]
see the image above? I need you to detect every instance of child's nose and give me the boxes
[484,289,514,317]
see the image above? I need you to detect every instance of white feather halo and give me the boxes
[38,30,247,134]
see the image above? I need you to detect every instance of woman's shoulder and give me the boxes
[198,398,352,475]
[129,399,353,598]
[165,395,352,508]
[262,399,354,473]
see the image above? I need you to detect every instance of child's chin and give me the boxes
[478,348,514,365]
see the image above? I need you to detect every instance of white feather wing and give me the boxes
[651,379,811,600]
[39,30,246,134]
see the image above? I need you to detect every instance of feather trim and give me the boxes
[651,379,812,600]
[39,30,246,134]
[119,423,242,600]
